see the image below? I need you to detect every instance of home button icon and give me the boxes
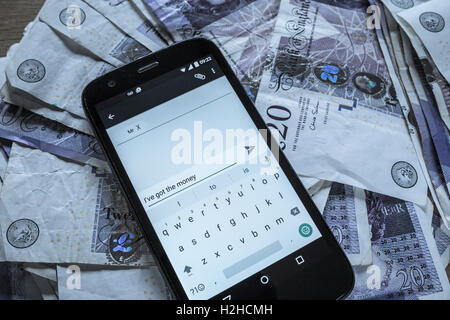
[260,275,269,285]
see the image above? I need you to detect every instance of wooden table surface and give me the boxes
[0,0,45,56]
[1,0,449,289]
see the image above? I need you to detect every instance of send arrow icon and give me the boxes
[108,114,115,120]
[245,146,255,155]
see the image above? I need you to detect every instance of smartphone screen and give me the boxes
[94,56,326,299]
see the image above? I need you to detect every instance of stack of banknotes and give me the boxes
[0,0,449,300]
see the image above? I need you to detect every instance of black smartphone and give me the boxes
[82,38,354,300]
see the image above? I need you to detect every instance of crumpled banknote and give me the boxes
[0,262,46,300]
[0,57,6,87]
[382,0,450,132]
[253,0,428,206]
[57,264,169,300]
[348,191,450,300]
[23,263,57,282]
[0,0,448,300]
[83,0,166,51]
[131,0,174,44]
[0,143,153,266]
[4,20,111,134]
[0,99,108,170]
[397,0,450,84]
[372,1,450,228]
[39,0,150,67]
[144,0,280,98]
[323,183,372,266]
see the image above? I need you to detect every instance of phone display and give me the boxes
[83,39,353,300]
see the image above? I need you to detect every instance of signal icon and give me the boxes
[180,67,186,72]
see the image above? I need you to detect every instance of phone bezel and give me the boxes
[82,38,354,300]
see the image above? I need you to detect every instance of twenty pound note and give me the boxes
[322,183,372,266]
[348,192,450,300]
[254,0,428,206]
[144,0,280,98]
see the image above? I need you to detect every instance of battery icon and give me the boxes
[194,61,199,68]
